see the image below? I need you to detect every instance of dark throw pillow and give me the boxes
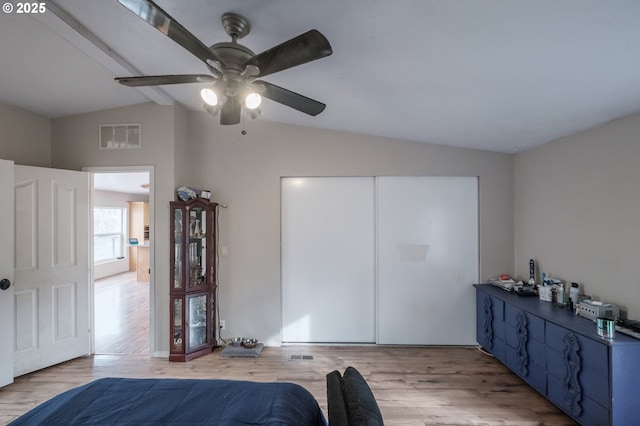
[326,369,349,426]
[326,366,384,426]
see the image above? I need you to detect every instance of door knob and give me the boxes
[0,278,10,290]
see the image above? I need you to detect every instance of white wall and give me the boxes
[185,116,514,346]
[514,112,640,319]
[0,100,51,167]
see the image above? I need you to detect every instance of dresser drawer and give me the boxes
[547,373,610,426]
[505,347,546,394]
[546,322,610,407]
[492,335,507,364]
[506,324,546,366]
[476,292,505,343]
[505,304,545,342]
[546,346,610,408]
[546,321,607,363]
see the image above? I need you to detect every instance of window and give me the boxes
[94,207,127,262]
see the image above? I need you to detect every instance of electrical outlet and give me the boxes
[220,320,226,330]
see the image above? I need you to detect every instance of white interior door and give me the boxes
[282,177,376,343]
[14,165,90,376]
[377,176,478,345]
[0,159,15,387]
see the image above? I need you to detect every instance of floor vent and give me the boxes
[289,354,314,360]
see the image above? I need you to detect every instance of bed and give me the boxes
[9,367,383,425]
[9,377,326,425]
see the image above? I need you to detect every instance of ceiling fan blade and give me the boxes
[118,0,221,65]
[220,98,241,125]
[256,80,326,116]
[116,74,216,87]
[246,30,332,78]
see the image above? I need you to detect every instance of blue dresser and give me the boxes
[475,284,640,426]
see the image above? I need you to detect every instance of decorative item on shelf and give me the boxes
[177,186,212,201]
[177,186,197,201]
[189,266,199,286]
[192,218,202,238]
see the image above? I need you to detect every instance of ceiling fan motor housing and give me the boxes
[210,42,255,74]
[210,13,255,72]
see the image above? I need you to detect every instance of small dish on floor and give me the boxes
[243,338,258,348]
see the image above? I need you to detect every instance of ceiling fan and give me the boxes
[115,0,333,125]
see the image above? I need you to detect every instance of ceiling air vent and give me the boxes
[99,123,141,149]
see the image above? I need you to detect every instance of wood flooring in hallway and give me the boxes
[94,271,149,355]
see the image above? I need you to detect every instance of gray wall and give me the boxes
[7,98,514,351]
[11,94,639,349]
[173,102,190,189]
[0,100,51,167]
[52,102,178,356]
[514,112,640,319]
[186,116,514,345]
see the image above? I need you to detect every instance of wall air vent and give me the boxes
[99,123,141,149]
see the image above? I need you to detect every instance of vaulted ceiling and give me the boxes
[1,0,639,153]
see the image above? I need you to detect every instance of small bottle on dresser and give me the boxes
[556,283,565,308]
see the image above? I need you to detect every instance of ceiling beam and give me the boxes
[35,0,174,106]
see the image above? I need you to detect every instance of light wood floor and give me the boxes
[0,346,576,425]
[94,271,149,355]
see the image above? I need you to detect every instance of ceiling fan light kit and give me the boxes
[200,87,220,106]
[245,93,262,110]
[115,0,333,125]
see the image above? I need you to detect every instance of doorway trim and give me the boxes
[84,165,155,356]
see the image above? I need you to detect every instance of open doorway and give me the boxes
[86,166,154,356]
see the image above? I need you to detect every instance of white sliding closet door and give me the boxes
[282,177,375,343]
[377,176,478,345]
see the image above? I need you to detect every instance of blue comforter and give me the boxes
[10,377,327,425]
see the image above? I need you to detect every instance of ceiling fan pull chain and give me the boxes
[241,109,247,135]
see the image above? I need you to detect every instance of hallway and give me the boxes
[94,271,149,355]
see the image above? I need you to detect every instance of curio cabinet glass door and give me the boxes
[170,198,218,361]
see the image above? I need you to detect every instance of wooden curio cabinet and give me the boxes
[170,198,218,361]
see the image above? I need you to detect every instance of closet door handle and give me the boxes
[0,278,10,290]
